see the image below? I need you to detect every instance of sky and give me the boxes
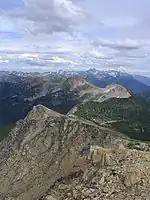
[0,0,150,75]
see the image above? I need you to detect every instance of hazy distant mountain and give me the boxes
[134,74,150,86]
[1,69,150,94]
[82,68,150,94]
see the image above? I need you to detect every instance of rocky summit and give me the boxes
[0,105,150,200]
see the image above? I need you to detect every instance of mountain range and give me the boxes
[1,68,150,92]
[1,69,150,199]
[1,68,150,140]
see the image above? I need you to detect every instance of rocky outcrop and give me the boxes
[98,84,131,101]
[0,105,126,200]
[43,146,150,200]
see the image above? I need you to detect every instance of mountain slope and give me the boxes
[86,72,150,94]
[70,96,150,141]
[61,77,131,103]
[0,105,128,200]
[134,74,150,86]
[1,105,150,200]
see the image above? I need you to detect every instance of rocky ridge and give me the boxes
[60,77,131,103]
[0,105,128,200]
[0,105,150,200]
[1,68,150,94]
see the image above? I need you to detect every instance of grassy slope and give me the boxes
[74,96,150,141]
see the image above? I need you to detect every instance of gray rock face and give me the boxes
[0,105,123,200]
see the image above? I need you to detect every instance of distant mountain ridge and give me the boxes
[1,68,150,94]
[134,74,150,86]
[0,75,130,127]
[0,68,150,140]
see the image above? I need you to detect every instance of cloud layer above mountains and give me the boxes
[0,0,150,75]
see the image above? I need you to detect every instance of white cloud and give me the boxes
[0,0,150,75]
[51,56,77,65]
[92,38,141,50]
[102,18,138,28]
[89,50,106,58]
[6,0,85,34]
[0,36,150,74]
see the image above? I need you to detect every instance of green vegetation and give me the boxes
[74,96,150,141]
[0,123,14,141]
